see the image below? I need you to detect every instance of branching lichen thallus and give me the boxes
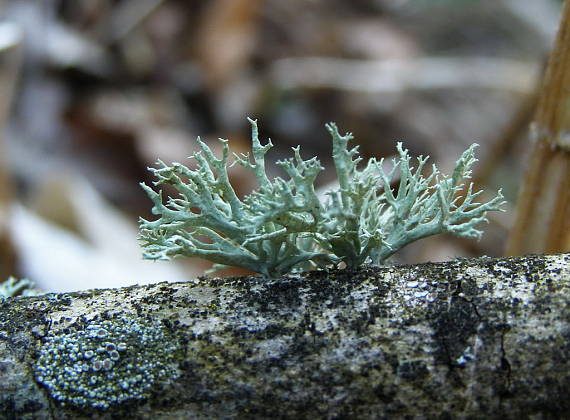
[139,119,505,277]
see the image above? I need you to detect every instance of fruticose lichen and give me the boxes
[0,277,39,300]
[33,316,181,409]
[140,119,505,277]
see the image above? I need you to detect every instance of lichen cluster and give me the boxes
[0,277,38,299]
[33,316,180,409]
[140,119,505,277]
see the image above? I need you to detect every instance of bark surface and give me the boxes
[1,253,569,419]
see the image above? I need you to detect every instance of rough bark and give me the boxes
[1,253,569,420]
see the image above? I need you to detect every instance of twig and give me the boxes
[506,0,570,255]
[0,22,22,280]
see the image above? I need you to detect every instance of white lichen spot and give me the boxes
[33,316,180,410]
[414,290,429,299]
[456,346,475,366]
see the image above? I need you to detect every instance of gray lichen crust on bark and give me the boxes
[1,253,569,419]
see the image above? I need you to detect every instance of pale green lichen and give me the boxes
[140,119,504,277]
[320,125,505,268]
[0,276,39,299]
[139,118,335,277]
[33,316,180,409]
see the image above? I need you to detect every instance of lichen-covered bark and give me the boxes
[1,253,569,419]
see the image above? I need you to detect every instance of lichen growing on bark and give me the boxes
[140,119,505,277]
[33,315,182,409]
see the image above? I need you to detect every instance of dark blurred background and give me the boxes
[0,0,562,291]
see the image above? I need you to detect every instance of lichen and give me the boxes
[0,277,39,300]
[33,315,181,410]
[139,119,505,277]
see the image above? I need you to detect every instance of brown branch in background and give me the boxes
[0,23,22,280]
[473,89,539,188]
[467,82,541,241]
[506,0,570,256]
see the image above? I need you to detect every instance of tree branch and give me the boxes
[1,253,569,419]
[506,0,570,255]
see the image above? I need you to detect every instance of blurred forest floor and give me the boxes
[0,0,562,292]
